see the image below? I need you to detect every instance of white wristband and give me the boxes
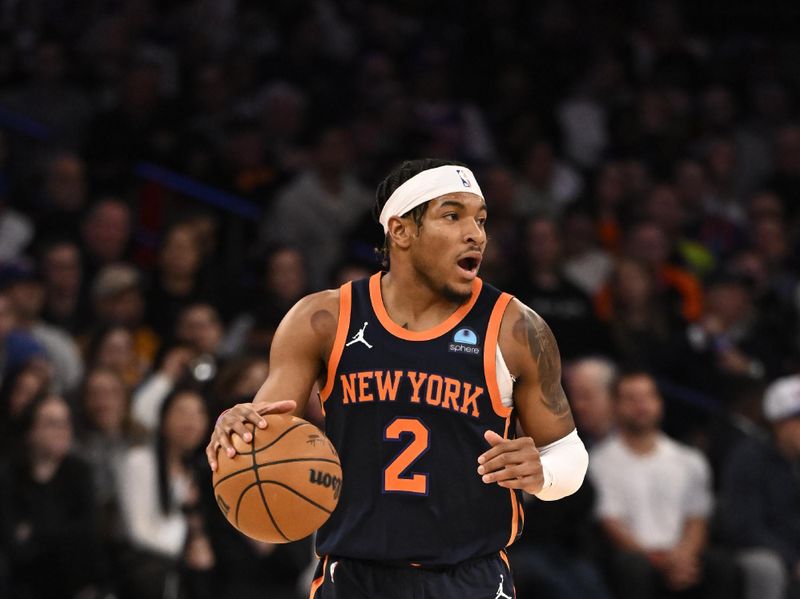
[534,429,588,501]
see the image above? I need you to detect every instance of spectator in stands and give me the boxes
[84,56,182,190]
[673,159,744,260]
[0,258,84,393]
[85,324,145,389]
[561,206,613,296]
[174,302,226,382]
[261,127,372,290]
[77,367,145,540]
[219,117,282,201]
[643,184,715,278]
[131,344,196,434]
[38,239,88,334]
[0,184,33,260]
[0,361,52,451]
[593,161,628,253]
[0,289,47,389]
[623,221,704,323]
[224,245,309,355]
[91,263,160,371]
[513,215,607,360]
[748,214,798,309]
[211,355,270,415]
[146,223,214,338]
[476,165,523,289]
[590,371,738,599]
[719,375,800,599]
[0,39,92,147]
[33,150,88,243]
[514,140,583,217]
[133,303,225,434]
[80,197,133,281]
[595,257,683,376]
[116,386,212,599]
[0,393,104,598]
[682,272,785,399]
[565,357,617,448]
[766,124,800,221]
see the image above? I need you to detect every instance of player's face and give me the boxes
[410,193,487,302]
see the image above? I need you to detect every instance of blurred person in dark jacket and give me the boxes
[0,393,105,599]
[719,375,800,599]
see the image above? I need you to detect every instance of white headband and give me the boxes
[379,165,484,234]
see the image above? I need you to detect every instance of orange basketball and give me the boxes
[212,413,341,543]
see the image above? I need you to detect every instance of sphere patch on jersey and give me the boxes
[453,328,479,345]
[450,328,481,355]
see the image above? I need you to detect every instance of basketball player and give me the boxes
[206,159,589,598]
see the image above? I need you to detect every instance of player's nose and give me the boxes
[463,218,486,246]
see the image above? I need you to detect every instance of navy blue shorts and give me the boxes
[309,552,515,599]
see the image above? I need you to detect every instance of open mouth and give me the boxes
[457,255,481,276]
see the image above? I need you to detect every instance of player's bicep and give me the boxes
[252,294,335,414]
[502,300,575,445]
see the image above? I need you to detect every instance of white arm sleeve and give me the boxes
[534,429,589,501]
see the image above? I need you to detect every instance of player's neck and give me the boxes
[381,270,465,331]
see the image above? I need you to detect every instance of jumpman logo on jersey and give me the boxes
[494,574,512,599]
[329,561,338,582]
[346,321,373,349]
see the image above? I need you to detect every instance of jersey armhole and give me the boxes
[319,282,352,403]
[484,292,514,420]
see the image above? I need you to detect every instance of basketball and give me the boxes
[212,413,342,543]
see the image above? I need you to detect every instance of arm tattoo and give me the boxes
[513,307,570,417]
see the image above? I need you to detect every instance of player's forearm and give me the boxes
[533,429,588,501]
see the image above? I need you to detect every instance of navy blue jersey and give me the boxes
[316,273,524,567]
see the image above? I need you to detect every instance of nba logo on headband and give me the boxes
[378,165,484,233]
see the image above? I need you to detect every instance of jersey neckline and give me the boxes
[368,272,483,341]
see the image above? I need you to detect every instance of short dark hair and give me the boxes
[373,158,468,266]
[611,369,657,398]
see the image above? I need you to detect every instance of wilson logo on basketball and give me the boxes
[309,469,342,500]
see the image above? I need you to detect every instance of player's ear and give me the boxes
[387,216,414,249]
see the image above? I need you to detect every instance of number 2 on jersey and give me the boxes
[383,417,430,495]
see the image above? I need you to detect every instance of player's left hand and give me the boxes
[477,430,544,494]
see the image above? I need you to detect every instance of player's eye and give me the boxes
[477,217,487,227]
[444,213,458,221]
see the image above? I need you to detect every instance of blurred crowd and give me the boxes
[0,1,799,598]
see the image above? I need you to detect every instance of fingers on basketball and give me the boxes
[212,413,341,543]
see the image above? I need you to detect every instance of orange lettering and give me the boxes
[357,371,374,402]
[425,375,443,406]
[442,377,461,411]
[341,373,357,404]
[375,370,402,401]
[460,382,483,417]
[407,371,428,403]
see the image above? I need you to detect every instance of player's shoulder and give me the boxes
[290,288,342,317]
[496,296,557,375]
[276,288,343,349]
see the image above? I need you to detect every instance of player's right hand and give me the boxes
[206,400,296,471]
